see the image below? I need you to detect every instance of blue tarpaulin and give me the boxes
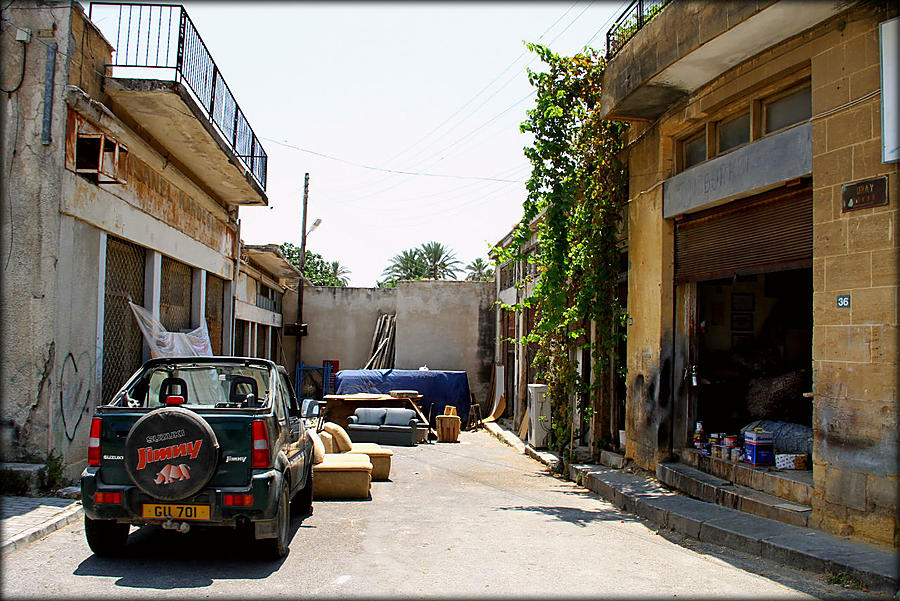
[334,369,471,425]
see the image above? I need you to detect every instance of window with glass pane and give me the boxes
[765,86,811,133]
[683,135,706,169]
[718,113,750,153]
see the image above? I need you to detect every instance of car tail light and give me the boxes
[251,420,270,468]
[165,395,184,405]
[224,494,254,506]
[88,418,102,467]
[93,491,122,504]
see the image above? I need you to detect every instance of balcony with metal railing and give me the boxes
[605,0,671,61]
[88,2,267,206]
[598,1,849,122]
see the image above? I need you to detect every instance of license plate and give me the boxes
[142,504,210,520]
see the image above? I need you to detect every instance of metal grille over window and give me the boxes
[234,320,247,356]
[160,256,192,332]
[205,274,224,355]
[103,236,146,404]
[256,325,268,358]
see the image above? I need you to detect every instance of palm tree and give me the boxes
[465,257,494,281]
[329,261,351,285]
[419,241,462,280]
[382,249,427,282]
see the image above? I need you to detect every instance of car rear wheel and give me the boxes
[84,516,130,556]
[259,486,290,559]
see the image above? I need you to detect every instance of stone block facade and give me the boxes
[610,2,898,546]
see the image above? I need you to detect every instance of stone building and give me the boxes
[600,0,898,545]
[0,1,267,477]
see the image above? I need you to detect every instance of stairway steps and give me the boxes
[657,462,812,528]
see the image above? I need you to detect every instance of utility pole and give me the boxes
[295,173,309,389]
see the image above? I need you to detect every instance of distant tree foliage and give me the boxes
[420,241,462,280]
[380,242,464,286]
[465,257,495,281]
[279,242,347,286]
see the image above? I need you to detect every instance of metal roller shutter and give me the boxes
[675,183,812,282]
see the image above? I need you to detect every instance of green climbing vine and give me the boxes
[496,43,628,462]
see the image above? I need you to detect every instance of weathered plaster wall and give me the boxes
[51,215,102,475]
[807,7,899,546]
[300,281,496,405]
[1,2,74,463]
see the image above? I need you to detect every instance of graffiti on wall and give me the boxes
[57,351,95,443]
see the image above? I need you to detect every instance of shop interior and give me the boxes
[695,268,813,446]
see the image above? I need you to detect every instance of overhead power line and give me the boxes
[262,138,526,184]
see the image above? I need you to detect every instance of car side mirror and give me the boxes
[300,398,319,419]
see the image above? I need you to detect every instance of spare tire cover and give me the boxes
[124,406,219,501]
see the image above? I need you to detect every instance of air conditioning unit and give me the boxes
[526,384,550,448]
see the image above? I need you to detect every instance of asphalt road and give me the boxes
[1,430,877,599]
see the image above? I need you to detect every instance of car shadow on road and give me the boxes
[72,513,311,589]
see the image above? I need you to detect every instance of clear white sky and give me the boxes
[96,1,626,286]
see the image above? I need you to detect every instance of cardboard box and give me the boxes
[775,453,808,470]
[744,430,774,444]
[745,441,774,466]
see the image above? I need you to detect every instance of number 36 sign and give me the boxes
[837,295,851,308]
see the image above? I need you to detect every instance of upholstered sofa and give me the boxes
[308,428,372,500]
[320,422,393,481]
[347,407,418,446]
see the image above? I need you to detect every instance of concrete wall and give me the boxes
[300,281,496,405]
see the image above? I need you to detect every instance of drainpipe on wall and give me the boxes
[232,210,241,356]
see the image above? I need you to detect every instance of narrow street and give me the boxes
[1,431,874,599]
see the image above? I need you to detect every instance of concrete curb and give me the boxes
[1,502,83,555]
[481,423,898,594]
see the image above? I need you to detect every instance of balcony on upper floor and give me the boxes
[599,0,850,123]
[88,2,267,206]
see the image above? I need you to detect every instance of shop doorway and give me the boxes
[695,268,813,434]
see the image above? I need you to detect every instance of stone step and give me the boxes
[677,447,813,506]
[0,463,44,496]
[657,462,812,528]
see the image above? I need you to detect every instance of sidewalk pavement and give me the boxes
[1,496,83,555]
[483,421,899,595]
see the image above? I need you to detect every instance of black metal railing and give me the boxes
[605,0,671,60]
[88,3,267,190]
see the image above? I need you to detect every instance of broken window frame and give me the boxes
[75,133,128,184]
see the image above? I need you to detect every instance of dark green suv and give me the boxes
[80,357,313,558]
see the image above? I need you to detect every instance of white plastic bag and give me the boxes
[129,302,214,358]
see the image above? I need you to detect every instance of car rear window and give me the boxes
[115,364,271,409]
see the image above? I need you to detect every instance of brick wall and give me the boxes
[810,8,899,547]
